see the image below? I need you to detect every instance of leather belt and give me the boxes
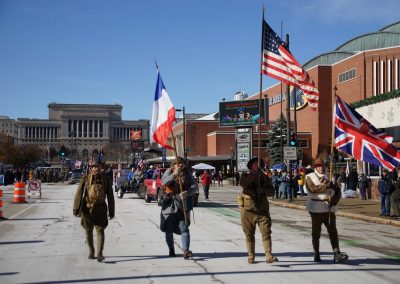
[311,198,329,202]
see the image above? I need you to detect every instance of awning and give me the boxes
[192,163,215,170]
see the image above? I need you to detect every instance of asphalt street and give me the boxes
[0,183,399,284]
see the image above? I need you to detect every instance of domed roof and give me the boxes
[233,91,248,101]
[304,21,400,70]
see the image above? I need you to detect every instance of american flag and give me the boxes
[262,20,319,110]
[334,95,400,171]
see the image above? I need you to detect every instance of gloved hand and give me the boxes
[73,209,80,217]
[109,213,115,220]
[179,191,187,200]
[173,167,181,177]
[329,200,337,207]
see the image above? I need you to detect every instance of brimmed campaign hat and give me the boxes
[247,157,265,170]
[312,158,326,167]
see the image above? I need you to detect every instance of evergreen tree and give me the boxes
[266,114,287,165]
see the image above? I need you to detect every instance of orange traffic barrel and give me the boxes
[13,182,27,203]
[0,189,4,219]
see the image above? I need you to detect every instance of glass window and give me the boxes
[338,68,356,84]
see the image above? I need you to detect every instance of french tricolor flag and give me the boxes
[151,71,176,149]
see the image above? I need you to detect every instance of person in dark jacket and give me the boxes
[347,168,358,191]
[161,157,197,259]
[378,168,392,216]
[357,172,369,200]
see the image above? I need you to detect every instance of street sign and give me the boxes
[284,146,297,160]
[28,180,42,199]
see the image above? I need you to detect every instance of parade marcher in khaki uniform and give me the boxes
[73,159,115,262]
[238,157,278,264]
[304,158,348,263]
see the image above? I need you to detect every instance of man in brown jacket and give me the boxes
[238,157,278,264]
[73,160,115,262]
[304,158,348,263]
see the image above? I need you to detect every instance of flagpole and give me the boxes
[328,86,337,225]
[285,33,292,202]
[258,6,265,165]
[171,129,189,226]
[329,86,337,181]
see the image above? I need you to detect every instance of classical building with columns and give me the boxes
[11,103,149,161]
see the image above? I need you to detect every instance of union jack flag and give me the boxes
[334,95,400,171]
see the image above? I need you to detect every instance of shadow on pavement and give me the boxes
[5,218,60,221]
[0,240,44,245]
[23,266,400,284]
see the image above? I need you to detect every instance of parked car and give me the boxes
[142,168,167,205]
[142,168,199,207]
[68,169,84,184]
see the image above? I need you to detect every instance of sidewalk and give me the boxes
[218,182,400,227]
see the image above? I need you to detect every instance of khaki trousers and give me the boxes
[240,208,273,259]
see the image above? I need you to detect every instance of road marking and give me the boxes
[0,200,38,228]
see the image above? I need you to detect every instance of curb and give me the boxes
[269,200,400,227]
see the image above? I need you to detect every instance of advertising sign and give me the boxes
[236,128,252,172]
[130,129,142,140]
[219,99,266,127]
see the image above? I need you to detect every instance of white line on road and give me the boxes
[0,200,39,228]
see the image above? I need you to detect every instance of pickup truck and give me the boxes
[141,168,199,206]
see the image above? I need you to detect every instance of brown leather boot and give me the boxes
[246,241,255,264]
[263,240,278,263]
[85,230,95,259]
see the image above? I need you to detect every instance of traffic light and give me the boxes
[289,132,297,147]
[59,146,66,157]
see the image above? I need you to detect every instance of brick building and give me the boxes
[168,21,400,172]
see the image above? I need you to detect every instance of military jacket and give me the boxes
[73,173,115,218]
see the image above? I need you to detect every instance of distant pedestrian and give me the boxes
[73,159,115,262]
[378,168,392,217]
[217,171,224,187]
[237,157,278,264]
[235,172,240,186]
[390,168,400,218]
[271,170,279,199]
[304,158,348,263]
[357,172,369,200]
[298,169,305,196]
[277,169,288,199]
[200,170,212,200]
[347,168,358,191]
